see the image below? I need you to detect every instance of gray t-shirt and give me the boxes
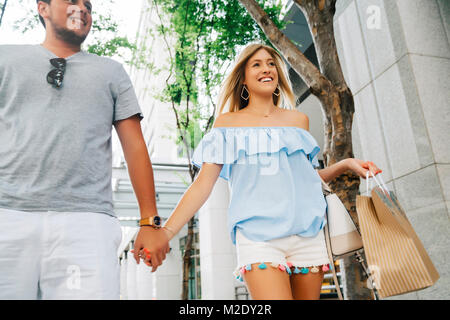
[0,44,143,216]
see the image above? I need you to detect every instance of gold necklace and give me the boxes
[246,106,277,118]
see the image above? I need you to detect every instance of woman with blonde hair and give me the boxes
[141,43,382,300]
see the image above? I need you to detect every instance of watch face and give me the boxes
[153,216,161,226]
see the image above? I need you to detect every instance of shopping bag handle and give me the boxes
[365,171,373,195]
[365,171,389,196]
[367,172,412,235]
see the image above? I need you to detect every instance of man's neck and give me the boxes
[41,36,81,59]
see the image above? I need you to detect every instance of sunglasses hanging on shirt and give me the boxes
[47,58,66,88]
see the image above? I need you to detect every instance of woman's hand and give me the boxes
[346,158,382,179]
[132,227,170,272]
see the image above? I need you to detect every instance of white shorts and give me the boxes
[0,207,122,299]
[234,228,331,281]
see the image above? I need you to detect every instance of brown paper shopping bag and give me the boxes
[356,174,439,299]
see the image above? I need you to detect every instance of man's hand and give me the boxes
[133,227,170,272]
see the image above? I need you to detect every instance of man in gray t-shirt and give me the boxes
[0,0,170,299]
[0,45,139,215]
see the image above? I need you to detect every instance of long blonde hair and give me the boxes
[217,43,295,115]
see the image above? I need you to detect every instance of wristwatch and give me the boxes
[139,215,162,228]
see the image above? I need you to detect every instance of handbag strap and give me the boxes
[319,169,343,299]
[324,222,344,300]
[316,169,332,195]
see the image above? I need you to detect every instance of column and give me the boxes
[199,178,237,299]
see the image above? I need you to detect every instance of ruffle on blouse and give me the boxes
[192,127,321,180]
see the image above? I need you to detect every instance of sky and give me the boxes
[0,0,144,46]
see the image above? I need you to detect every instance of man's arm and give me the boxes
[114,115,157,219]
[114,115,170,271]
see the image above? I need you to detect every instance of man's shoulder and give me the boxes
[0,44,40,66]
[82,52,123,69]
[0,44,34,49]
[0,44,36,54]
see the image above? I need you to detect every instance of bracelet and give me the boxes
[162,225,175,237]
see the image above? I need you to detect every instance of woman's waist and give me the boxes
[229,208,327,242]
[228,199,327,223]
[229,186,326,209]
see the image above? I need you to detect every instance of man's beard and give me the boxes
[52,24,88,46]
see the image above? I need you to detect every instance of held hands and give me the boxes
[132,226,171,272]
[346,158,382,179]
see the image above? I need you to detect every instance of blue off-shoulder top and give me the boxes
[192,126,327,245]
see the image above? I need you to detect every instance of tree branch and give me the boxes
[0,0,8,27]
[293,0,347,89]
[153,0,175,85]
[238,0,333,106]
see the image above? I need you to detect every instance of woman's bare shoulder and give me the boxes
[279,109,310,130]
[213,112,236,128]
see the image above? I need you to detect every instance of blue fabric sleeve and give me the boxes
[192,127,322,180]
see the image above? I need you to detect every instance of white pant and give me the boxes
[0,207,122,300]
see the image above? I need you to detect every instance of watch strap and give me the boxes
[139,215,161,228]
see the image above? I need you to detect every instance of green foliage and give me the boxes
[11,3,38,33]
[87,36,136,63]
[85,2,136,62]
[149,0,285,152]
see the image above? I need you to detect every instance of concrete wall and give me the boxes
[331,0,450,299]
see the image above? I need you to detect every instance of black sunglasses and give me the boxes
[47,58,66,88]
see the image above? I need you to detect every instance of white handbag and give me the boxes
[320,177,364,258]
[317,172,365,300]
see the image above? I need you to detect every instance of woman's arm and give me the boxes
[317,158,382,183]
[163,163,223,240]
[137,162,223,271]
[161,116,228,238]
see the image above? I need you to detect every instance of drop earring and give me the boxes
[273,85,280,97]
[241,84,249,101]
